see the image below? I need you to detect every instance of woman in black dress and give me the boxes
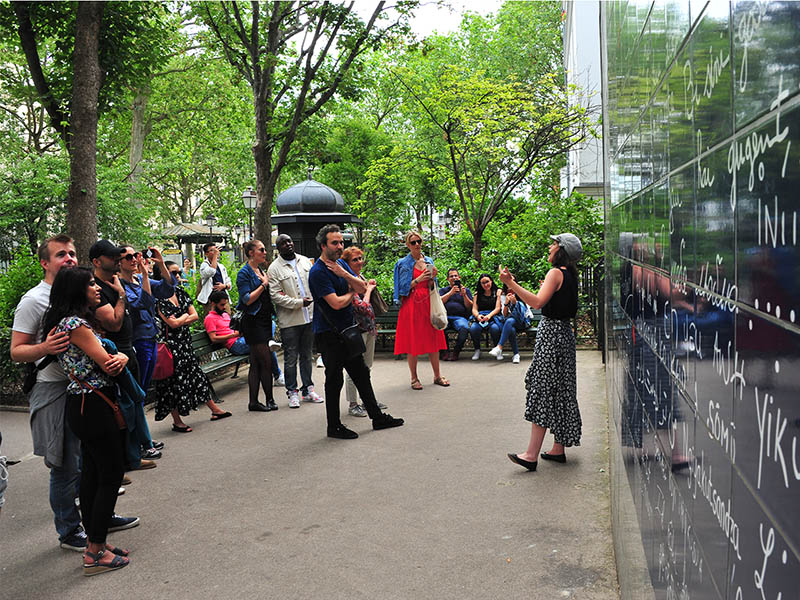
[236,239,278,412]
[154,262,230,432]
[500,234,583,472]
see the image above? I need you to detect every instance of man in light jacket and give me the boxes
[197,243,232,307]
[267,234,323,408]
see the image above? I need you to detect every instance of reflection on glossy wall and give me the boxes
[601,2,800,599]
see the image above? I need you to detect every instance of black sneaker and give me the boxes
[373,413,404,430]
[152,440,165,450]
[327,424,359,439]
[141,447,162,460]
[108,514,140,532]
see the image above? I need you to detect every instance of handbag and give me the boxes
[68,374,126,430]
[153,342,174,380]
[429,286,448,330]
[318,302,366,360]
[370,286,389,316]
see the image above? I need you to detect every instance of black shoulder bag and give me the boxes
[318,300,366,360]
[22,355,54,394]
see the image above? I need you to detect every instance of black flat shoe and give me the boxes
[248,403,269,412]
[327,425,359,439]
[540,452,566,463]
[508,453,537,471]
[266,400,278,411]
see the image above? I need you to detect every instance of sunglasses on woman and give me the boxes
[408,239,422,246]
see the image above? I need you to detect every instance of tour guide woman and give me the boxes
[392,230,448,390]
[43,267,131,575]
[237,239,278,412]
[500,233,583,471]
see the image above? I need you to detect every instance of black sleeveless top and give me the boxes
[475,291,496,312]
[542,268,577,319]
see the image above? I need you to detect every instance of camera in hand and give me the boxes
[142,248,155,259]
[454,279,461,288]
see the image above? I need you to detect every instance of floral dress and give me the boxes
[153,287,213,420]
[55,316,113,394]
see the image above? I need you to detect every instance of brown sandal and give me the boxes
[411,378,423,390]
[433,376,450,387]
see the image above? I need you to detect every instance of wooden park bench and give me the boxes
[373,304,543,352]
[191,330,250,402]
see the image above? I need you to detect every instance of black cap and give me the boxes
[89,240,125,261]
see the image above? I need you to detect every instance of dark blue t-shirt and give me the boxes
[439,285,473,318]
[308,259,355,334]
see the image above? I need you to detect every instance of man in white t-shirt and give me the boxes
[267,234,323,408]
[10,235,139,552]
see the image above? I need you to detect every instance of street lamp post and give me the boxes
[242,188,257,239]
[206,213,217,244]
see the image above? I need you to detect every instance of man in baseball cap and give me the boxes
[88,239,126,261]
[550,233,583,262]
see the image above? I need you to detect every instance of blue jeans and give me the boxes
[446,316,471,352]
[131,339,155,454]
[281,323,313,395]
[133,338,157,393]
[469,311,501,350]
[231,335,280,379]
[498,316,525,355]
[51,419,83,541]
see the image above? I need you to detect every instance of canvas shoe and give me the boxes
[108,514,140,532]
[60,528,88,552]
[288,391,301,409]
[471,350,481,361]
[348,404,368,417]
[141,447,162,460]
[489,345,504,360]
[512,354,521,364]
[273,373,285,386]
[269,340,282,352]
[303,387,324,403]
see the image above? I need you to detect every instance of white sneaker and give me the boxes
[512,353,521,364]
[471,350,481,361]
[489,345,503,360]
[303,387,324,403]
[316,355,324,368]
[273,373,285,386]
[269,340,282,352]
[288,391,300,408]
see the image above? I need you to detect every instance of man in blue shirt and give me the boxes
[439,268,474,361]
[308,224,404,439]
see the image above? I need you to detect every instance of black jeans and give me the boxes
[65,388,125,544]
[315,330,382,428]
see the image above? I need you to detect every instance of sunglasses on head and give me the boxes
[408,239,422,246]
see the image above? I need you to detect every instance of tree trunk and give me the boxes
[472,231,484,267]
[252,91,274,245]
[67,1,104,262]
[128,87,151,192]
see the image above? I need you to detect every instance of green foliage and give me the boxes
[0,250,41,397]
[0,249,41,327]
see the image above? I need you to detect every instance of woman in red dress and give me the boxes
[392,231,449,390]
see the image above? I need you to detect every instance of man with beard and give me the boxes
[267,234,322,408]
[90,240,162,466]
[307,224,404,439]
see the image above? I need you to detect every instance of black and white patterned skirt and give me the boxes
[523,316,582,447]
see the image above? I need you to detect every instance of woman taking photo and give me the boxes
[501,233,583,472]
[469,273,502,360]
[42,267,130,575]
[488,277,530,364]
[340,246,388,416]
[392,231,448,390]
[237,239,278,412]
[154,261,231,432]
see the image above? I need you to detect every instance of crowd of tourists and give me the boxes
[5,224,583,576]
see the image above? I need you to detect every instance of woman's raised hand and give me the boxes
[498,266,513,284]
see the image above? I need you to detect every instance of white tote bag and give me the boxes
[429,286,448,330]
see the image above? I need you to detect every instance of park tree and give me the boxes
[196,1,416,243]
[3,1,174,259]
[387,2,596,266]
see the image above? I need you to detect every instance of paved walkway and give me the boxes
[0,351,618,600]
